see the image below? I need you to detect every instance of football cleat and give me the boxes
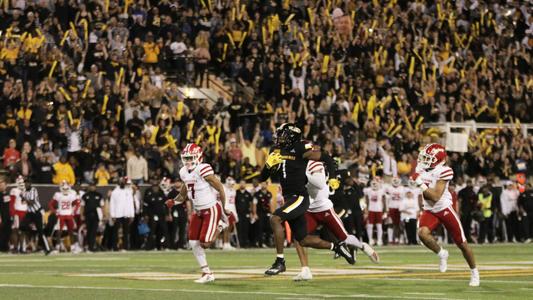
[333,242,355,265]
[222,243,236,251]
[469,269,480,287]
[293,267,313,281]
[439,249,449,273]
[362,242,380,263]
[265,258,286,275]
[194,273,215,284]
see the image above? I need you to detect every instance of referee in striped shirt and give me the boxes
[22,179,51,255]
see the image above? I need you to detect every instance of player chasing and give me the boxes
[259,123,355,276]
[168,143,230,284]
[411,143,480,287]
[293,160,379,281]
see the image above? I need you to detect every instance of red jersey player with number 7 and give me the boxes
[411,143,479,287]
[169,143,230,284]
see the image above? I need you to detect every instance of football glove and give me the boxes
[266,152,283,169]
[328,178,340,190]
[410,173,428,191]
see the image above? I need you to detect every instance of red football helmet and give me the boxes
[417,143,447,170]
[181,143,203,170]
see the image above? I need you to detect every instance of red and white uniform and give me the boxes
[364,187,385,224]
[10,187,27,228]
[180,163,217,210]
[419,165,454,213]
[53,190,80,232]
[180,163,222,243]
[417,165,466,245]
[223,185,238,224]
[304,161,348,240]
[385,184,405,225]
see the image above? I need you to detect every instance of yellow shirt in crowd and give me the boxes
[52,161,75,185]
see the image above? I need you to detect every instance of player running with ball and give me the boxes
[411,143,479,287]
[259,123,355,276]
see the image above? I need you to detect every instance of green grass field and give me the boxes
[0,243,532,300]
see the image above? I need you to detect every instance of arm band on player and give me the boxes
[319,152,337,178]
[419,183,429,192]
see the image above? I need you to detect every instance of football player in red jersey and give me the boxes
[169,143,230,283]
[49,181,81,253]
[411,143,479,286]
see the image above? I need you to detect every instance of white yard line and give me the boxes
[358,277,533,285]
[404,292,446,296]
[0,283,463,300]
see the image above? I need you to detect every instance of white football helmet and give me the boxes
[392,177,401,187]
[60,180,71,195]
[370,177,381,191]
[181,143,203,171]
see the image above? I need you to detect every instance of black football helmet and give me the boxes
[274,123,302,148]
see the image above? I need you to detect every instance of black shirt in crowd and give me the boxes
[82,191,104,217]
[344,184,363,213]
[254,189,272,215]
[519,189,533,213]
[236,189,253,216]
[458,186,478,214]
[143,188,167,216]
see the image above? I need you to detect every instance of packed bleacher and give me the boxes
[0,0,532,253]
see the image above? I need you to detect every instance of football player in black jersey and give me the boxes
[259,123,354,275]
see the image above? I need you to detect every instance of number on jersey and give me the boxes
[187,183,196,200]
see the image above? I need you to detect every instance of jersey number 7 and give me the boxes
[187,183,196,200]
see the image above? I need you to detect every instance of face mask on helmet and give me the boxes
[418,143,446,170]
[181,143,202,170]
[392,177,401,187]
[60,181,70,194]
[371,180,380,190]
[275,123,301,148]
[181,154,199,170]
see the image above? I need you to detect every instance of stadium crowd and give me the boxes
[0,0,532,253]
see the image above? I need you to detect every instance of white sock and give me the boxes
[438,248,447,258]
[344,234,363,249]
[366,224,373,241]
[201,266,211,274]
[471,268,478,274]
[302,266,310,272]
[277,254,284,259]
[191,240,208,269]
[387,227,393,243]
[376,224,383,243]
